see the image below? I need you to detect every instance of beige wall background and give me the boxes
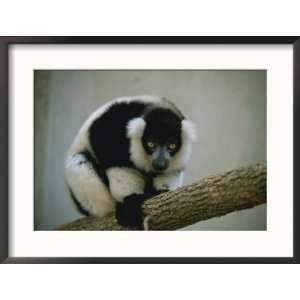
[34,70,266,230]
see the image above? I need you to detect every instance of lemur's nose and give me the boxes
[152,146,170,172]
[152,159,168,171]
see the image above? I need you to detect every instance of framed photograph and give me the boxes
[0,37,299,263]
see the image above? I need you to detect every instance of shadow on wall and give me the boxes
[34,70,266,230]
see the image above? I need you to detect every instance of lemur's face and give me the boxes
[127,106,196,174]
[142,135,181,172]
[142,109,182,172]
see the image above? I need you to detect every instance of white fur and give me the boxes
[65,154,115,217]
[127,117,146,139]
[106,167,145,202]
[166,120,197,172]
[182,120,197,142]
[127,118,152,172]
[153,171,184,191]
[143,215,151,231]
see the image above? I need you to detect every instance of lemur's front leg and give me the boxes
[106,168,184,230]
[107,167,147,230]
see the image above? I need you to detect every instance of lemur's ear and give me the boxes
[181,120,197,142]
[127,117,146,139]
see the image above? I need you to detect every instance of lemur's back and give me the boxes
[89,101,147,168]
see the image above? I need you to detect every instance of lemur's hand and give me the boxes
[115,194,147,230]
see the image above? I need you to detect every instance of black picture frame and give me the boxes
[0,36,299,264]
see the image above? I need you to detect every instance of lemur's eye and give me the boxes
[168,143,177,151]
[147,141,156,149]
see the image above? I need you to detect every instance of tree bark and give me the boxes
[57,163,266,231]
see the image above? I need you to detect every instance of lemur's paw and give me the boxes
[115,194,146,230]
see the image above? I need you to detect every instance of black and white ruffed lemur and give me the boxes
[65,95,196,230]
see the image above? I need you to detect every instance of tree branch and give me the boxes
[57,163,266,231]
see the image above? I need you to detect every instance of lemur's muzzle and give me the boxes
[152,146,170,172]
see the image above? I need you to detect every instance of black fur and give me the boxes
[115,194,147,230]
[142,108,182,156]
[89,102,183,168]
[115,188,169,229]
[89,101,146,169]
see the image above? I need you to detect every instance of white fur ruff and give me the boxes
[65,154,115,217]
[127,117,146,139]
